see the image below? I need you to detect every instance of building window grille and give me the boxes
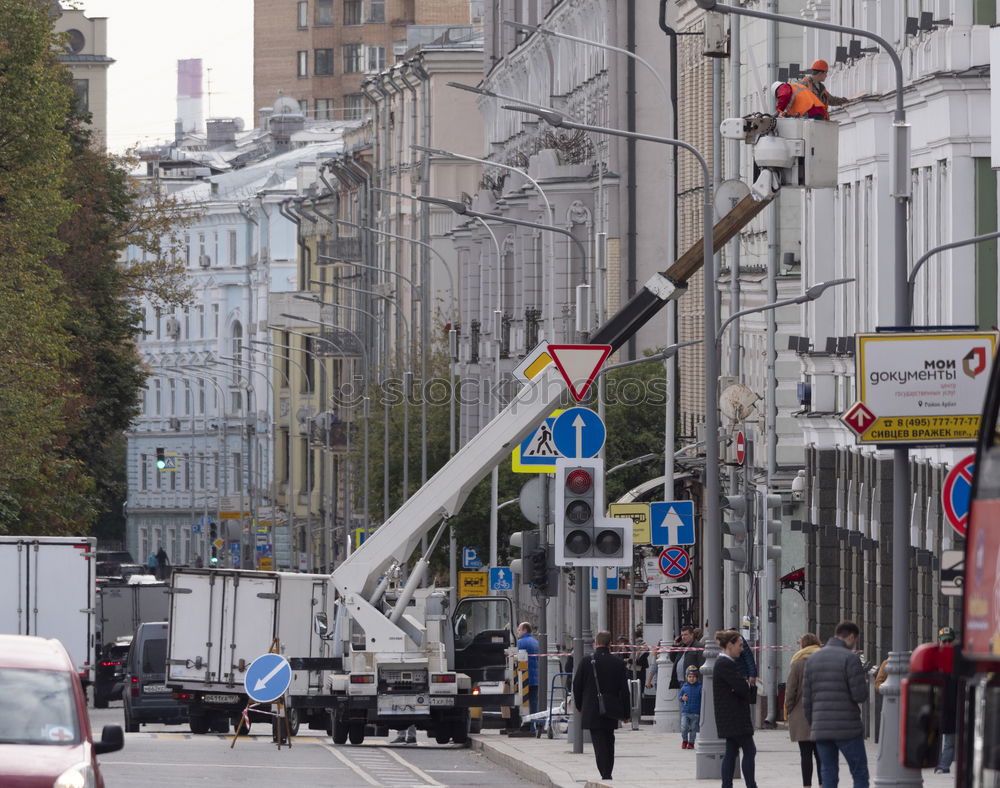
[470,320,481,364]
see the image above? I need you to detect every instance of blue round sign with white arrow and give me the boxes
[551,407,606,459]
[245,652,292,703]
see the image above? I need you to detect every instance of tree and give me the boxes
[0,1,196,535]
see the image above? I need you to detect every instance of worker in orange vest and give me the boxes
[775,60,849,120]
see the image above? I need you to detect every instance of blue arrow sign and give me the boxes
[551,407,606,459]
[489,567,513,592]
[649,501,696,546]
[245,653,292,703]
[462,547,483,570]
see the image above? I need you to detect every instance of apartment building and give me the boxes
[254,0,474,123]
[53,5,114,146]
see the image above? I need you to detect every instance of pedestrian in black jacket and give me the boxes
[713,629,758,788]
[572,630,630,781]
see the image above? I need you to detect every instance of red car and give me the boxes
[0,634,124,788]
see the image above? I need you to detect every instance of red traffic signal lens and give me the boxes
[566,500,592,524]
[595,529,623,555]
[565,529,591,555]
[566,468,593,494]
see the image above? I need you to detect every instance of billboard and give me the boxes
[845,331,997,446]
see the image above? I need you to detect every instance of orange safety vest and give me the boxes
[780,81,829,120]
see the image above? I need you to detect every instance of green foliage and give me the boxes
[602,351,669,503]
[0,2,195,536]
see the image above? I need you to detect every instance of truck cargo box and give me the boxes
[0,536,96,684]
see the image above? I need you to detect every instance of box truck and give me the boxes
[164,567,334,735]
[0,536,96,688]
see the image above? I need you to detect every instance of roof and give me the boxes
[0,635,74,672]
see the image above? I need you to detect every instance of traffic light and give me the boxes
[553,458,632,567]
[529,546,549,591]
[510,530,539,582]
[721,494,750,572]
[155,447,166,470]
[755,493,783,568]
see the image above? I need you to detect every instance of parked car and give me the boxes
[122,622,187,732]
[95,550,135,579]
[94,636,131,709]
[0,633,123,787]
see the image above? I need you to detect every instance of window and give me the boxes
[366,46,385,72]
[199,380,205,413]
[183,454,190,490]
[368,0,385,22]
[297,0,308,27]
[344,0,361,25]
[212,304,219,337]
[140,454,148,491]
[233,452,242,489]
[315,48,334,76]
[213,452,220,489]
[298,99,309,115]
[228,229,237,266]
[343,43,362,73]
[314,0,333,25]
[71,79,89,114]
[183,308,189,339]
[344,93,364,120]
[297,50,308,77]
[154,380,161,415]
[316,98,335,120]
[197,305,204,337]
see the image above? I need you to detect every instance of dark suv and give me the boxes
[122,623,187,731]
[96,550,135,579]
[94,636,131,709]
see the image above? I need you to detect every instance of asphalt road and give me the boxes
[89,703,541,787]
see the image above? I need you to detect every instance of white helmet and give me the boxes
[770,81,784,96]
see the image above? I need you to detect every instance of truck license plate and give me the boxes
[377,695,428,715]
[204,694,233,704]
[429,697,453,706]
[143,684,170,694]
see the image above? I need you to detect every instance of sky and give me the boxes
[81,0,253,153]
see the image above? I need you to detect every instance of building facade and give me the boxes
[54,6,114,146]
[254,0,474,123]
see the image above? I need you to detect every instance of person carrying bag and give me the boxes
[573,630,631,781]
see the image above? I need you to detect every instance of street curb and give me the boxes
[471,736,573,788]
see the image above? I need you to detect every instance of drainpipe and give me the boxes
[277,197,312,569]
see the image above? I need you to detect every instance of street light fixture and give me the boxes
[694,3,912,784]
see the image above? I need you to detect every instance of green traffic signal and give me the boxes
[155,447,166,470]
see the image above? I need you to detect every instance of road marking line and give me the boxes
[317,742,382,785]
[381,746,444,785]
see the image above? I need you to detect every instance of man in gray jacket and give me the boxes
[803,621,869,787]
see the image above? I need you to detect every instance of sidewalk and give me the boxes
[472,721,956,787]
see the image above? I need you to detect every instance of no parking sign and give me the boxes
[942,454,975,538]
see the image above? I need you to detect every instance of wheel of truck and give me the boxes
[189,716,210,735]
[94,693,109,710]
[123,706,139,733]
[434,726,451,745]
[347,723,365,745]
[331,712,349,745]
[469,715,482,734]
[451,710,470,745]
[213,716,231,734]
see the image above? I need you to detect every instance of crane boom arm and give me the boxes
[331,193,774,602]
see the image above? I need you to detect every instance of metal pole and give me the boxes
[572,565,585,754]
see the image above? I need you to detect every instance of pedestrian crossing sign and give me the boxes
[511,410,564,473]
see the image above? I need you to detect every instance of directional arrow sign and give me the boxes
[551,407,605,459]
[244,652,292,703]
[649,501,696,546]
[548,344,612,401]
[841,401,876,437]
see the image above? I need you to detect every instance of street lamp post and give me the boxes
[503,102,725,773]
[694,3,914,784]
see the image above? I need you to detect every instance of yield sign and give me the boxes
[548,344,612,401]
[842,401,876,436]
[941,454,975,538]
[658,546,690,579]
[734,431,746,465]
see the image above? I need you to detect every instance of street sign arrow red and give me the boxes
[842,401,876,436]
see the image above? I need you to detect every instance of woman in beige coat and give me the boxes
[785,633,823,788]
